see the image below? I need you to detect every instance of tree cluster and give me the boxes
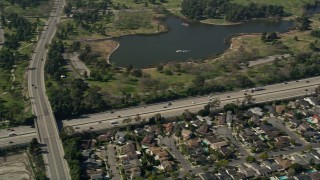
[6,0,46,8]
[261,32,278,42]
[295,15,311,31]
[29,138,48,179]
[181,0,286,21]
[311,29,320,38]
[45,40,66,80]
[3,13,36,49]
[62,137,82,180]
[47,78,108,119]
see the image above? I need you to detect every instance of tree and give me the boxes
[209,98,220,110]
[175,129,181,137]
[156,64,164,72]
[258,152,269,160]
[243,94,254,105]
[193,75,205,87]
[246,156,256,163]
[64,2,73,17]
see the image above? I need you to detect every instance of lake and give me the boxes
[110,17,293,68]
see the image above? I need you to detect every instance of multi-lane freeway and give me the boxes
[64,76,320,132]
[28,0,70,179]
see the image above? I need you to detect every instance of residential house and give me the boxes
[312,114,320,128]
[225,169,246,180]
[248,107,264,117]
[163,123,174,134]
[199,173,219,180]
[149,147,169,161]
[186,138,200,149]
[262,159,282,172]
[181,129,193,140]
[290,118,301,128]
[293,174,311,180]
[125,166,141,179]
[310,172,320,180]
[304,97,318,106]
[115,131,126,145]
[299,123,313,132]
[247,162,271,175]
[141,134,154,147]
[203,116,213,125]
[296,99,311,109]
[97,132,113,142]
[160,160,174,171]
[198,124,209,134]
[216,115,226,125]
[274,157,292,170]
[265,105,276,117]
[90,171,103,180]
[274,136,290,148]
[314,106,320,116]
[285,111,295,118]
[310,149,320,160]
[237,165,256,177]
[290,154,308,165]
[203,136,228,149]
[275,105,286,115]
[120,142,136,155]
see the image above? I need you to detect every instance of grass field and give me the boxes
[232,0,314,16]
[3,0,53,17]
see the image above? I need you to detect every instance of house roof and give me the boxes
[274,157,292,169]
[163,123,174,133]
[186,138,199,148]
[121,142,136,154]
[310,172,320,180]
[198,124,209,134]
[141,135,154,145]
[275,105,286,114]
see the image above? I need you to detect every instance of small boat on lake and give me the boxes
[176,49,191,53]
[181,23,190,27]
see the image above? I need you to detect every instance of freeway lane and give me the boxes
[28,0,70,179]
[64,76,320,132]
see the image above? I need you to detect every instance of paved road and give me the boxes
[248,54,290,67]
[28,0,70,179]
[64,76,320,132]
[216,126,250,157]
[266,117,307,146]
[107,144,120,180]
[160,137,192,171]
[68,52,90,76]
[0,126,37,148]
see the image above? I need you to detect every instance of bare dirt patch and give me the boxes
[0,152,33,180]
[86,40,119,61]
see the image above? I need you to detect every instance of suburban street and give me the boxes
[160,137,192,171]
[27,0,70,179]
[107,144,120,180]
[266,117,307,146]
[63,76,320,132]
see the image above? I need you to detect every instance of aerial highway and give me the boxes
[28,0,70,179]
[64,76,320,132]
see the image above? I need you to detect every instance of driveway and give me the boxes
[107,144,120,180]
[160,137,192,171]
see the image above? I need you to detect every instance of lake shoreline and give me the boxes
[106,16,293,69]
